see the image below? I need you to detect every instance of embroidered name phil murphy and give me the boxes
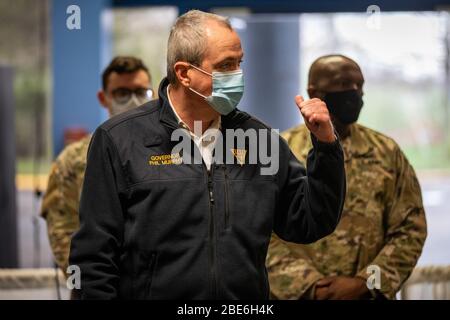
[148,153,183,166]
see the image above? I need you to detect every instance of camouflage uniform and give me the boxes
[267,123,427,299]
[41,135,91,273]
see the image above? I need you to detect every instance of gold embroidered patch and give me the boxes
[148,153,182,165]
[230,148,247,166]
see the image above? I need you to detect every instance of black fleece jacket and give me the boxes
[69,78,346,300]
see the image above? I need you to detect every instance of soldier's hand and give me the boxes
[314,276,370,300]
[314,277,333,300]
[314,285,331,300]
[295,96,335,143]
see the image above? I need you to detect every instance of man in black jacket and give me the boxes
[69,10,346,299]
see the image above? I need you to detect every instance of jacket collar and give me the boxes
[158,77,179,130]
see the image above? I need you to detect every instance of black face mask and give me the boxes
[323,89,364,125]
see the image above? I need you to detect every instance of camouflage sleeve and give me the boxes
[41,157,81,274]
[356,147,427,299]
[266,233,324,300]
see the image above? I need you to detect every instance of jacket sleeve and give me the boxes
[266,233,324,299]
[69,128,127,299]
[356,147,427,299]
[274,133,346,244]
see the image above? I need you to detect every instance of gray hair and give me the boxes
[167,10,233,84]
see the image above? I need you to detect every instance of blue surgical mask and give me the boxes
[189,64,244,115]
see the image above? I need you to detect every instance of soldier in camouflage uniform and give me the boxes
[41,135,91,272]
[41,56,153,273]
[267,55,427,300]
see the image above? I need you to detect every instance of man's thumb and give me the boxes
[295,95,304,107]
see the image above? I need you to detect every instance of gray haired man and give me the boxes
[69,10,346,299]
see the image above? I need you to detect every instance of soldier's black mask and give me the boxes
[323,89,363,125]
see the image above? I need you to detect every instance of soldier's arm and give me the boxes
[356,147,427,299]
[41,157,80,273]
[266,233,324,300]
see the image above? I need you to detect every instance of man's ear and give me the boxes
[97,90,112,115]
[173,62,191,88]
[97,90,107,107]
[307,86,323,100]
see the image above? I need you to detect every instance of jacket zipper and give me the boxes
[207,165,219,299]
[224,166,230,229]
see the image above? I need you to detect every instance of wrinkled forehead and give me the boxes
[203,20,243,61]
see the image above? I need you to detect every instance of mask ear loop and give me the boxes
[189,87,208,99]
[189,63,212,76]
[188,64,212,99]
